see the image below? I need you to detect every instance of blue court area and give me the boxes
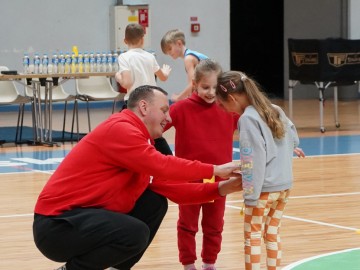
[0,148,68,173]
[299,135,360,156]
[1,134,360,174]
[232,134,360,160]
[233,135,360,159]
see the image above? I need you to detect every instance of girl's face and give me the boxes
[216,92,248,115]
[216,97,237,113]
[194,71,218,104]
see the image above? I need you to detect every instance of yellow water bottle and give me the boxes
[72,46,79,56]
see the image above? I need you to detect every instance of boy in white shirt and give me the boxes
[115,23,173,155]
[115,23,171,102]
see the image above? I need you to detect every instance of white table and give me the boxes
[0,72,116,146]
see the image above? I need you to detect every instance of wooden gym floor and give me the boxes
[0,99,360,269]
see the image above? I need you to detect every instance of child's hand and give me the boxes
[171,93,180,103]
[294,147,305,158]
[115,71,122,84]
[218,176,243,196]
[161,64,172,77]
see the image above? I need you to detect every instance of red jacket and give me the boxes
[34,109,220,216]
[165,93,239,181]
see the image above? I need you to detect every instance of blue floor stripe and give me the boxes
[232,135,360,157]
[299,135,360,156]
[1,134,360,174]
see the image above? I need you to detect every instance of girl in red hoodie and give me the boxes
[164,59,240,270]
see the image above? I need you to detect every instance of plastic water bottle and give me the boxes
[52,53,58,74]
[34,53,40,74]
[96,52,101,72]
[23,53,30,74]
[42,54,49,74]
[89,52,95,72]
[77,52,83,73]
[101,52,107,72]
[107,51,113,72]
[83,52,90,73]
[58,52,65,73]
[64,52,71,73]
[112,51,119,72]
[71,52,77,73]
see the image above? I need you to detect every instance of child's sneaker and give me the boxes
[202,267,216,270]
[184,265,197,270]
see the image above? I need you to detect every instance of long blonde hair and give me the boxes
[216,71,285,139]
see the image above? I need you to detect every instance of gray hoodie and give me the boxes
[239,105,299,206]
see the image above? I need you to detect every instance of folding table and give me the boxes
[288,38,360,132]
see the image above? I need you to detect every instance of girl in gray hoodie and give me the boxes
[215,70,305,270]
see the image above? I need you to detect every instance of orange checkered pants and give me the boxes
[243,190,290,270]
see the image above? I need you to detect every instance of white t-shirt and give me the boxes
[118,48,160,100]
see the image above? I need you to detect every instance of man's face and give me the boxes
[143,91,171,139]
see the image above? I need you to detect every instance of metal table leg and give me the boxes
[315,81,332,133]
[333,85,340,128]
[288,80,298,119]
[43,79,59,147]
[31,80,44,144]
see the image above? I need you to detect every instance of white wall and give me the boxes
[0,0,230,97]
[349,0,360,38]
[284,0,345,99]
[1,0,359,99]
[0,0,117,94]
[148,0,230,95]
[0,0,117,70]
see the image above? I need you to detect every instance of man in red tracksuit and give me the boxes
[33,85,242,270]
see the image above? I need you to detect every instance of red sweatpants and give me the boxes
[177,195,226,265]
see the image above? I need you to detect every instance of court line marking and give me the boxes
[289,191,360,199]
[282,247,360,270]
[0,170,54,175]
[2,191,360,233]
[282,215,358,231]
[0,213,33,218]
[225,191,360,203]
[225,204,359,232]
[232,147,360,158]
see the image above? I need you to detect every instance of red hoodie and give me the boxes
[34,109,220,216]
[165,93,239,180]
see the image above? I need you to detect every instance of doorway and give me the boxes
[230,0,284,98]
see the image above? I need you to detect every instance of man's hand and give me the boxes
[213,161,242,179]
[218,176,243,196]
